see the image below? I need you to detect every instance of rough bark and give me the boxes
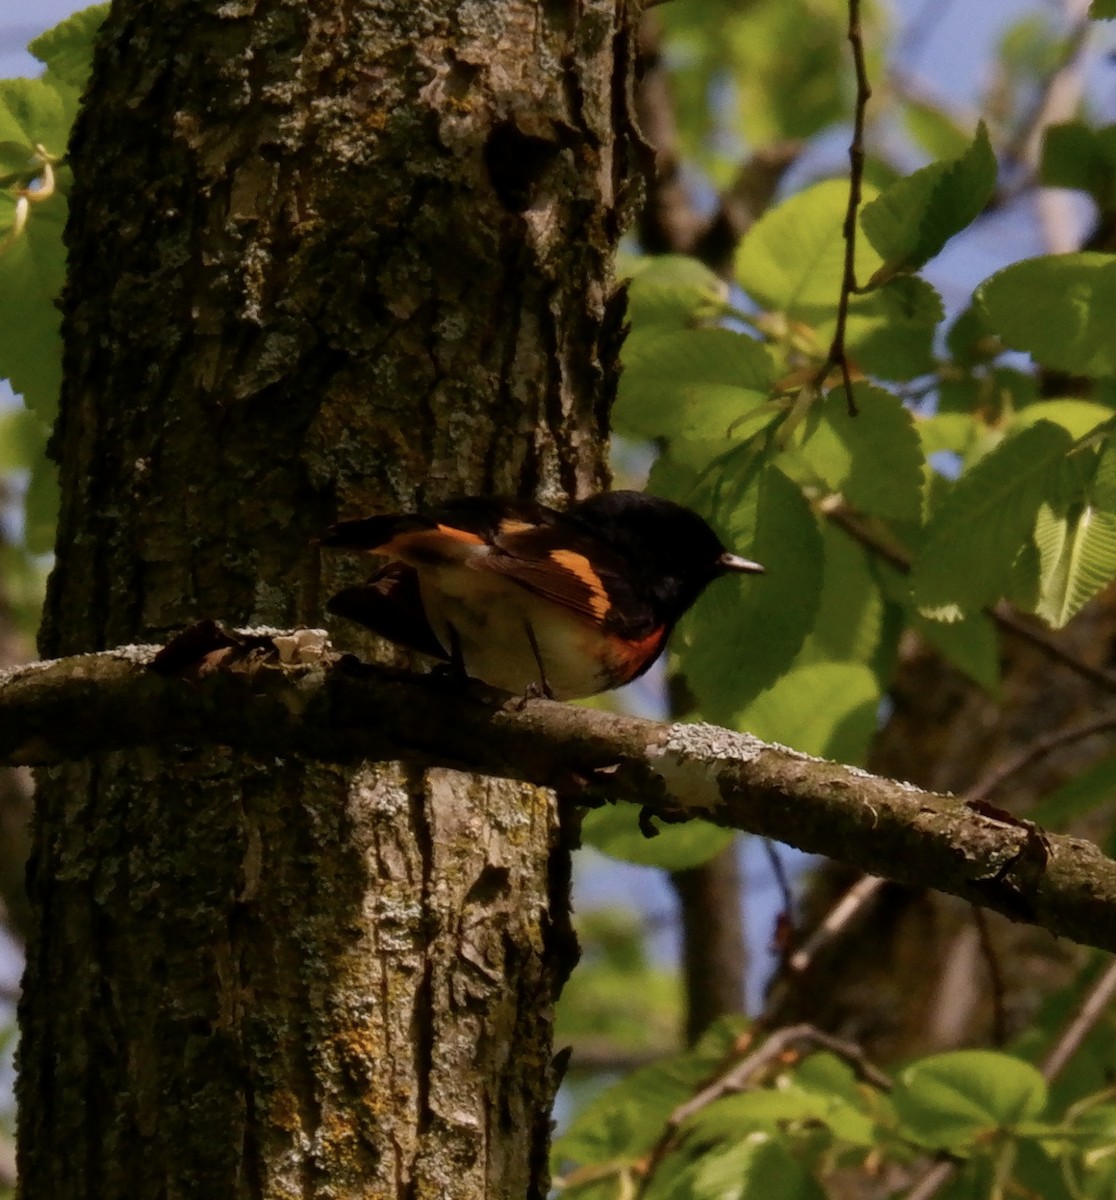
[17,0,640,1196]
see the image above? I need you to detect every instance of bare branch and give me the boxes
[3,636,1116,954]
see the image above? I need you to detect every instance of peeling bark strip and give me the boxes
[21,0,640,1196]
[3,641,1115,956]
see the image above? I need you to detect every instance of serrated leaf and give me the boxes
[677,467,823,721]
[581,805,732,869]
[1033,502,1116,627]
[893,1051,1047,1150]
[29,4,109,89]
[625,254,728,332]
[0,79,69,161]
[861,122,997,283]
[912,421,1074,614]
[976,253,1116,377]
[735,179,882,324]
[798,384,924,520]
[615,328,776,441]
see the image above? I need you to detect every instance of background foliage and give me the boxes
[5,2,1116,1198]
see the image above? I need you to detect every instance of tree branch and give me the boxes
[3,634,1116,954]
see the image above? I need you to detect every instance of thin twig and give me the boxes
[966,715,1116,807]
[825,503,1116,695]
[636,1024,891,1196]
[825,0,872,418]
[989,605,1116,694]
[761,838,796,954]
[1041,957,1116,1081]
[971,906,1008,1046]
[783,874,886,978]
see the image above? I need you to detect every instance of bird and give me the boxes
[322,490,764,700]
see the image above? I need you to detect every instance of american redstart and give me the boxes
[323,490,764,699]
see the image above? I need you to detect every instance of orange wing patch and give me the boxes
[498,518,536,536]
[549,550,611,620]
[381,525,488,566]
[434,524,486,545]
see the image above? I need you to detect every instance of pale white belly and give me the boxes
[416,565,608,699]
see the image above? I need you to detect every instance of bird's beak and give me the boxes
[717,551,765,574]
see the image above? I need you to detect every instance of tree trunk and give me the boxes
[17,1,641,1196]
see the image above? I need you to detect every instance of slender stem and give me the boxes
[825,0,872,417]
[1041,958,1116,1082]
[966,715,1116,807]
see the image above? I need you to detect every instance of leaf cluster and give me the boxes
[554,1004,1116,1200]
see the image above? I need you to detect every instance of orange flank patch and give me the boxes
[548,550,610,620]
[607,626,666,685]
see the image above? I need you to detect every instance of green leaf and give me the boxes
[718,0,848,146]
[29,4,110,89]
[946,305,1002,366]
[554,1019,745,1168]
[0,79,69,161]
[614,328,776,442]
[798,384,924,521]
[0,140,37,179]
[912,421,1074,615]
[0,406,49,472]
[735,179,882,325]
[1032,441,1116,628]
[893,1051,1047,1150]
[795,524,884,669]
[845,275,944,380]
[1092,0,1116,19]
[976,253,1116,377]
[1033,501,1116,628]
[677,467,823,721]
[0,189,67,416]
[1012,400,1114,440]
[734,661,880,764]
[903,99,975,161]
[1040,122,1116,207]
[624,254,728,333]
[912,611,1001,693]
[861,122,997,284]
[650,1134,825,1200]
[580,805,733,870]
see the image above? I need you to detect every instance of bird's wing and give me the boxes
[476,521,655,634]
